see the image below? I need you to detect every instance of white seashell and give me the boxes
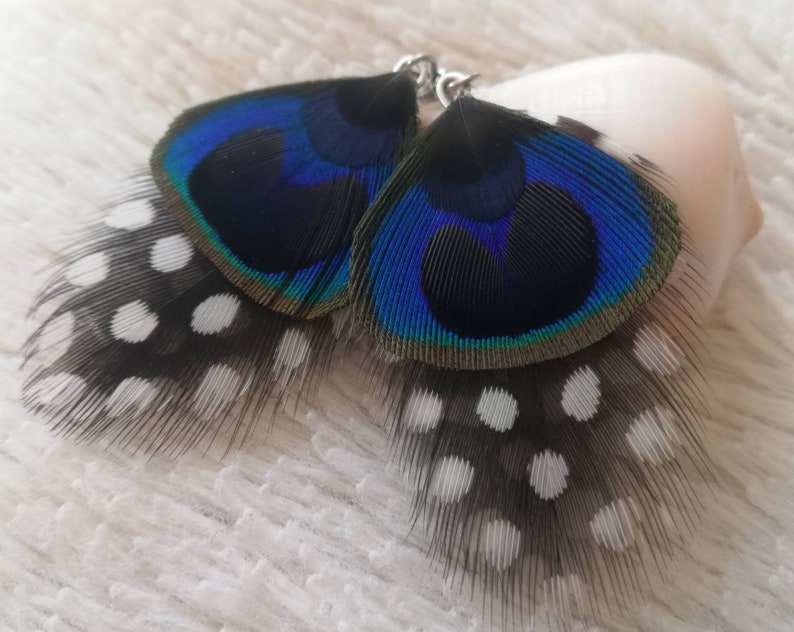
[422,54,761,314]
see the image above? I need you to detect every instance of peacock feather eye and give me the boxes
[151,71,418,319]
[351,95,681,369]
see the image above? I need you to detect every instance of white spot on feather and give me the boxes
[402,388,443,432]
[36,311,75,365]
[429,456,475,503]
[105,377,157,418]
[561,366,601,421]
[633,324,683,375]
[110,300,158,343]
[626,406,679,464]
[273,328,311,374]
[476,387,518,432]
[105,199,154,230]
[528,450,570,500]
[66,252,109,287]
[590,499,636,552]
[482,519,521,570]
[29,372,86,409]
[191,293,240,335]
[150,234,193,273]
[193,364,242,418]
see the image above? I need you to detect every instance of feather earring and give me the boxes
[22,59,424,454]
[350,66,715,623]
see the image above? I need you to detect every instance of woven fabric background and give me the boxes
[1,1,793,630]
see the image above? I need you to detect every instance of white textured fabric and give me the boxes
[1,1,793,630]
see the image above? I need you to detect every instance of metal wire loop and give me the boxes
[434,71,480,108]
[393,54,439,98]
[393,54,479,106]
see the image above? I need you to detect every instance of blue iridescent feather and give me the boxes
[351,96,680,369]
[151,72,418,318]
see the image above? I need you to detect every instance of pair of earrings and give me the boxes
[23,54,710,625]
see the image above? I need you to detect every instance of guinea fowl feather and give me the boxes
[22,175,340,455]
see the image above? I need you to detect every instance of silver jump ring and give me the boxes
[393,54,439,98]
[435,71,480,108]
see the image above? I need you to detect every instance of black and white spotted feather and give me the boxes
[365,251,712,627]
[353,113,716,628]
[22,174,339,454]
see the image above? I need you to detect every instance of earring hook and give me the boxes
[393,54,439,98]
[434,71,480,108]
[393,54,479,107]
